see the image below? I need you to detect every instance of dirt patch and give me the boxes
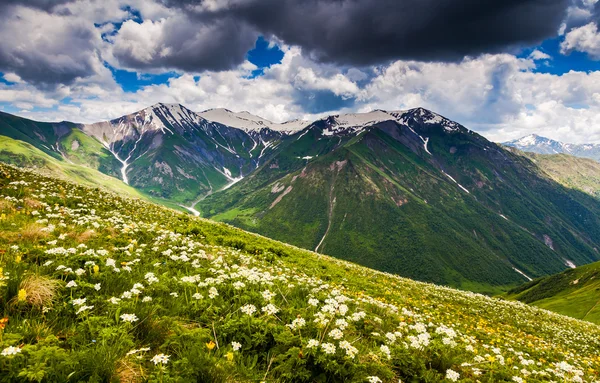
[270,186,293,209]
[271,182,285,193]
[329,160,347,172]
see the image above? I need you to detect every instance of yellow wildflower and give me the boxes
[206,341,216,350]
[17,289,27,302]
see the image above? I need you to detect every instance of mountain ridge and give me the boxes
[504,133,600,162]
[2,105,600,293]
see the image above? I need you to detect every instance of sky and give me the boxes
[3,1,600,143]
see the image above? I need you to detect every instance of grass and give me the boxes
[505,260,600,324]
[1,162,600,382]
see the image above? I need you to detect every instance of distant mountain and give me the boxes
[2,106,600,293]
[504,134,600,162]
[505,260,600,324]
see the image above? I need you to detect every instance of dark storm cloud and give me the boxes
[0,0,572,88]
[110,15,259,73]
[0,4,103,87]
[0,0,73,11]
[160,0,570,65]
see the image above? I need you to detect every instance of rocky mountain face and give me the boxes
[2,105,600,293]
[79,103,290,203]
[504,134,600,162]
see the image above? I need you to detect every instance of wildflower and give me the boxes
[232,341,241,351]
[66,281,77,288]
[233,281,245,290]
[328,328,344,340]
[226,352,234,361]
[120,313,139,323]
[308,298,319,306]
[108,297,121,304]
[380,344,391,359]
[208,287,218,299]
[321,343,336,354]
[306,339,320,348]
[339,340,358,358]
[1,346,21,356]
[93,265,99,274]
[75,268,86,276]
[94,283,101,291]
[261,304,279,315]
[17,289,27,302]
[445,369,460,382]
[72,298,87,306]
[169,292,179,298]
[142,296,152,302]
[366,377,382,383]
[241,304,256,316]
[261,290,276,301]
[151,354,170,365]
[287,317,306,331]
[76,305,93,315]
[385,332,397,344]
[206,341,216,350]
[192,293,203,300]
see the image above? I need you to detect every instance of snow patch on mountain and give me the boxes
[200,108,308,133]
[504,134,600,162]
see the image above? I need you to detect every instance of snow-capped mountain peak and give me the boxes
[199,108,309,133]
[504,134,600,162]
[311,107,466,138]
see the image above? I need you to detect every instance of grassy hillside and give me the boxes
[505,261,600,324]
[58,130,122,178]
[522,151,600,199]
[1,163,600,382]
[0,135,145,200]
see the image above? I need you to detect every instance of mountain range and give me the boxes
[504,134,600,162]
[1,104,600,293]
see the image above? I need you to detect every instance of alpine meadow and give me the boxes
[2,0,600,382]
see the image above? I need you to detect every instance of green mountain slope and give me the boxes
[518,151,600,199]
[1,162,600,382]
[0,135,145,200]
[199,110,600,293]
[505,261,600,324]
[0,111,122,177]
